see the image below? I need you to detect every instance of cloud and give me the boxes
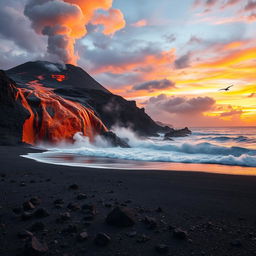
[132,19,148,27]
[91,8,126,35]
[174,52,191,69]
[220,109,243,117]
[248,92,256,97]
[163,34,176,44]
[146,94,215,115]
[24,0,126,64]
[244,1,256,11]
[132,79,175,92]
[0,4,44,52]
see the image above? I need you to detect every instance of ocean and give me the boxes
[22,127,256,175]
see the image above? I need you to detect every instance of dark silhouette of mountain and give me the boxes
[0,61,171,145]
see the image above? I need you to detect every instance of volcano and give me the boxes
[0,61,169,145]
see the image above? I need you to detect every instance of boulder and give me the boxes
[106,207,135,227]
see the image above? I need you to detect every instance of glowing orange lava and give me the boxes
[51,74,66,82]
[15,80,107,145]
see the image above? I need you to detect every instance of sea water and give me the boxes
[22,127,256,175]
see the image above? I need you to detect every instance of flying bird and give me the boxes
[219,85,234,91]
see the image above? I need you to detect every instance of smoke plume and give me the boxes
[24,0,125,64]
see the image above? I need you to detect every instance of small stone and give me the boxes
[155,244,169,254]
[126,231,137,237]
[69,184,79,190]
[20,182,26,187]
[94,233,111,246]
[144,216,157,229]
[34,208,50,218]
[106,207,135,227]
[76,193,87,200]
[77,231,88,241]
[173,228,188,240]
[136,234,150,243]
[30,197,41,206]
[24,236,48,255]
[23,201,35,211]
[156,207,163,213]
[54,199,64,205]
[67,203,81,211]
[58,212,71,222]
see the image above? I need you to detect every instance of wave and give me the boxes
[36,131,256,167]
[203,135,256,143]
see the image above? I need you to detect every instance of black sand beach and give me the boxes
[1,145,256,256]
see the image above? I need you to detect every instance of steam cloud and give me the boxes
[24,0,125,64]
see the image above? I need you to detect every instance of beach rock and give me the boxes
[94,233,111,246]
[136,234,150,243]
[67,203,81,211]
[54,199,64,205]
[34,208,50,218]
[69,184,79,190]
[77,231,88,241]
[173,228,188,240]
[101,131,130,148]
[76,193,87,200]
[23,201,36,211]
[155,244,169,254]
[30,197,41,206]
[126,231,137,237]
[24,236,48,255]
[58,212,71,222]
[143,216,157,229]
[106,207,135,227]
[164,127,191,139]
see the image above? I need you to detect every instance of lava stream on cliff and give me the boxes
[15,79,107,145]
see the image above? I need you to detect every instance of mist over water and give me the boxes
[23,127,256,175]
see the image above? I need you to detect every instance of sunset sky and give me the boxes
[0,0,255,127]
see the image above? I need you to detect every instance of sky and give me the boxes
[0,0,255,127]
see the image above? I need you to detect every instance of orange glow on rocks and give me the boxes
[15,80,107,145]
[51,74,66,82]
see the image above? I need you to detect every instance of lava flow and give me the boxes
[15,79,107,145]
[51,74,66,82]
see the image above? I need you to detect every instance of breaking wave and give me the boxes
[26,127,256,168]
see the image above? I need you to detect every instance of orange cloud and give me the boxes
[132,19,148,27]
[91,8,126,35]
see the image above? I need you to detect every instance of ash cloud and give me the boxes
[23,0,126,65]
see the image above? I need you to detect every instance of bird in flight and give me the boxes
[219,85,234,91]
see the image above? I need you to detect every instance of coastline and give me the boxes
[1,145,256,255]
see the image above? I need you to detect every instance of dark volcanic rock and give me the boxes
[24,236,48,255]
[164,127,191,139]
[23,201,36,211]
[0,70,29,145]
[173,228,188,240]
[94,233,111,246]
[106,207,135,227]
[101,131,130,148]
[69,184,79,190]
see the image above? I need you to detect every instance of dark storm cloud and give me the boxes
[133,79,175,92]
[244,1,256,11]
[0,3,45,52]
[174,52,191,69]
[146,94,215,114]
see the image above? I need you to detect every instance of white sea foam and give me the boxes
[31,127,256,167]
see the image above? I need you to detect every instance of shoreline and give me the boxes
[1,145,256,255]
